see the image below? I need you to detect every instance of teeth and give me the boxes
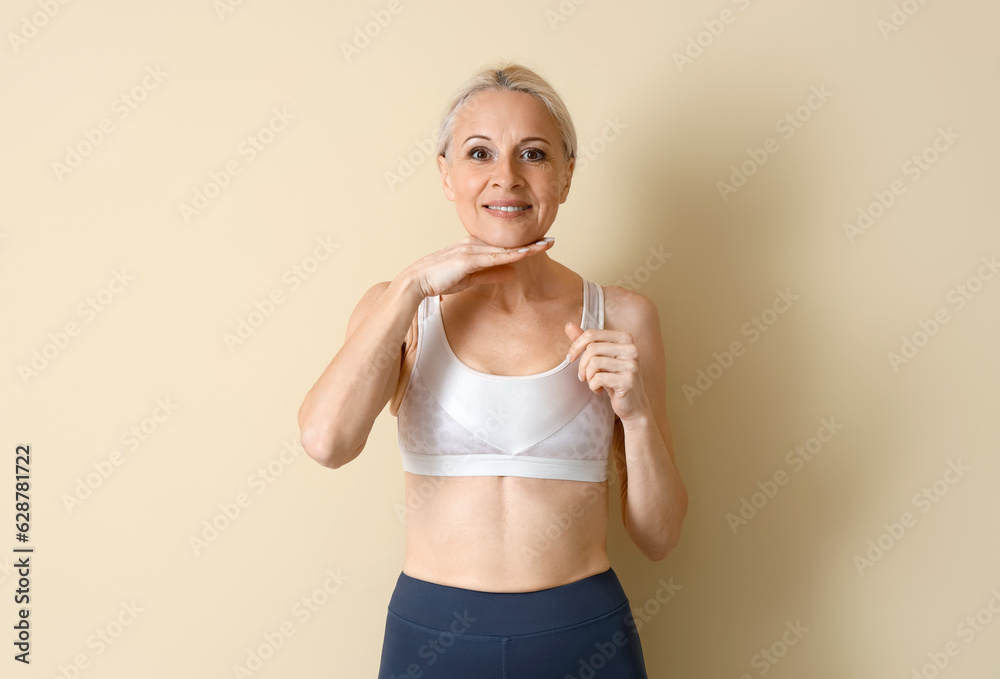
[486,205,530,212]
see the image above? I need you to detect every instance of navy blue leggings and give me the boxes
[377,567,648,679]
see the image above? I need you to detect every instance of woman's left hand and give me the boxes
[565,323,651,424]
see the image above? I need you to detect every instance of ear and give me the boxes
[559,156,575,204]
[437,154,456,202]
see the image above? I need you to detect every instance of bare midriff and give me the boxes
[400,472,611,593]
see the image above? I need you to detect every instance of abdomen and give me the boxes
[400,473,612,592]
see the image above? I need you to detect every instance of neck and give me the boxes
[468,252,569,311]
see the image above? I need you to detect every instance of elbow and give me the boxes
[646,549,669,563]
[645,537,677,562]
[648,494,689,562]
[299,426,357,470]
[646,530,682,562]
[300,427,335,468]
[298,399,349,469]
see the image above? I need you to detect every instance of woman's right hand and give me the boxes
[404,235,555,299]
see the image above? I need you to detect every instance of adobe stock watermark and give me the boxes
[384,116,626,192]
[853,457,970,575]
[726,416,844,534]
[394,404,516,523]
[178,106,295,223]
[385,126,439,192]
[575,117,628,173]
[682,288,799,404]
[363,330,410,390]
[385,92,499,191]
[8,0,75,54]
[222,235,339,352]
[0,557,20,585]
[188,437,306,556]
[613,245,671,291]
[381,609,477,679]
[545,0,589,30]
[51,600,144,678]
[672,0,756,73]
[909,586,1000,679]
[213,0,249,20]
[396,410,624,530]
[508,462,625,564]
[61,398,179,515]
[736,619,809,678]
[628,576,682,633]
[887,254,997,372]
[842,126,959,244]
[340,0,407,64]
[564,619,639,679]
[51,65,168,182]
[716,84,833,201]
[18,268,136,386]
[519,481,608,564]
[231,568,348,678]
[878,0,934,41]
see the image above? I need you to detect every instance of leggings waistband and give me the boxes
[387,567,629,638]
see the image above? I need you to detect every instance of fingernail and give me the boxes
[543,236,555,241]
[565,353,571,363]
[534,240,546,245]
[517,247,529,252]
[578,372,583,382]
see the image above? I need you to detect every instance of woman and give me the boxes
[298,62,688,678]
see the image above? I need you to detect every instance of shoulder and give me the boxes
[601,285,660,334]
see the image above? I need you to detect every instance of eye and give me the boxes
[468,146,491,160]
[522,148,546,161]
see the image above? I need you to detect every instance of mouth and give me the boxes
[483,203,533,215]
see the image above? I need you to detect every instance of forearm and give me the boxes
[620,409,688,560]
[299,272,423,467]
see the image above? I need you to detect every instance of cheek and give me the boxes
[533,166,567,194]
[536,178,565,204]
[456,169,486,197]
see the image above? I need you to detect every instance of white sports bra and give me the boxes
[396,277,616,483]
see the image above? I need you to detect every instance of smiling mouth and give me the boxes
[484,205,532,212]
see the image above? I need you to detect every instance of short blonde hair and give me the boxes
[436,61,577,163]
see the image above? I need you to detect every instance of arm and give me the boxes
[300,235,557,468]
[609,291,688,560]
[297,273,424,468]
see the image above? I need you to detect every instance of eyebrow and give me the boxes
[462,135,552,147]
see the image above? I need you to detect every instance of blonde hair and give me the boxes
[436,61,577,163]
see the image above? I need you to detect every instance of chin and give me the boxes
[488,232,532,248]
[461,225,521,248]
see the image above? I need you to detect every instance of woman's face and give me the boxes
[437,88,574,248]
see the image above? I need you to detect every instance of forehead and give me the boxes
[453,89,559,138]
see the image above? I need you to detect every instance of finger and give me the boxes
[465,237,554,254]
[580,357,633,393]
[469,233,554,245]
[566,327,596,363]
[579,354,631,380]
[463,241,553,273]
[564,322,584,343]
[580,346,637,385]
[569,330,638,363]
[583,370,630,396]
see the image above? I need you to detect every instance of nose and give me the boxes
[491,154,524,190]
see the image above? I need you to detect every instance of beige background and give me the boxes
[2,0,999,677]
